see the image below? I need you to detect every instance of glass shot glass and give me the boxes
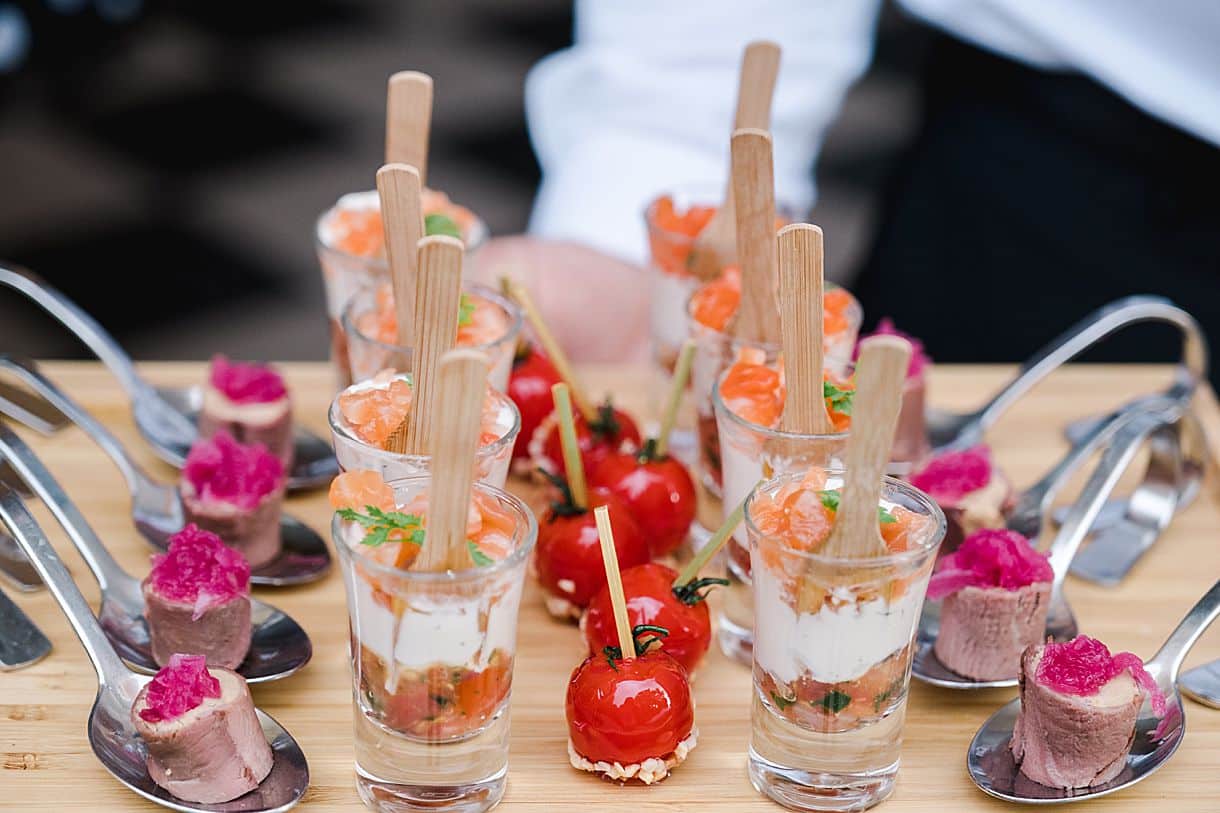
[712,376,851,666]
[315,189,491,390]
[746,470,945,811]
[341,282,522,392]
[328,373,520,489]
[334,475,537,813]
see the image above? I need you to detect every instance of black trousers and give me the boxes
[855,34,1220,387]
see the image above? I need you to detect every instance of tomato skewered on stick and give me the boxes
[505,340,561,465]
[535,383,649,621]
[594,340,697,558]
[566,506,697,784]
[582,494,747,674]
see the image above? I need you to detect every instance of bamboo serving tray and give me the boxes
[4,362,1219,811]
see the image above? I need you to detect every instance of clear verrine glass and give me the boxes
[746,470,944,811]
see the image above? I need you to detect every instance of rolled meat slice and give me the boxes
[132,655,273,804]
[910,445,1012,552]
[199,355,294,469]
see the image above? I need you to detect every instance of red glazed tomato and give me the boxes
[537,400,642,478]
[507,343,561,463]
[535,487,649,615]
[593,448,696,558]
[566,645,695,767]
[583,563,723,674]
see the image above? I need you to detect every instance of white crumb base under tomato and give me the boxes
[567,729,698,784]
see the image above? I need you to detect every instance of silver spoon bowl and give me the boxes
[0,355,331,586]
[0,263,338,492]
[0,584,51,670]
[913,402,1180,689]
[966,579,1220,803]
[0,421,311,683]
[0,483,308,812]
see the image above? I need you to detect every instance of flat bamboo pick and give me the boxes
[821,335,912,561]
[730,128,781,345]
[501,277,595,421]
[594,504,635,659]
[778,224,832,434]
[673,490,750,587]
[410,349,491,571]
[385,71,433,184]
[403,235,464,455]
[551,382,588,510]
[687,41,782,281]
[654,339,696,458]
[376,163,425,341]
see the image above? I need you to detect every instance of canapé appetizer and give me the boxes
[181,431,286,570]
[132,654,272,803]
[142,525,252,669]
[199,355,293,468]
[928,529,1052,680]
[910,445,1012,552]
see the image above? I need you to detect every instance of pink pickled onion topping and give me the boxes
[209,354,287,404]
[138,653,222,722]
[1037,635,1167,716]
[857,318,931,380]
[910,445,992,503]
[148,524,251,619]
[184,431,284,509]
[927,528,1052,599]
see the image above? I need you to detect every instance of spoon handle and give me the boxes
[1148,580,1220,681]
[0,422,132,596]
[957,296,1206,448]
[0,483,128,684]
[0,356,150,494]
[0,265,150,402]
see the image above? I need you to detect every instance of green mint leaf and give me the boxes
[424,212,462,239]
[817,690,852,714]
[467,539,495,567]
[823,380,854,416]
[878,506,898,524]
[770,691,795,710]
[458,293,476,327]
[818,489,841,512]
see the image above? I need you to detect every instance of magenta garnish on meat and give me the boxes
[138,654,222,722]
[149,525,251,619]
[910,445,992,503]
[1037,635,1166,715]
[856,318,931,380]
[184,431,285,510]
[209,355,287,404]
[927,529,1052,599]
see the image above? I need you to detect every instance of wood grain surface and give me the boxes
[3,362,1219,811]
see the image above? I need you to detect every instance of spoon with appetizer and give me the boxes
[0,355,330,585]
[0,264,338,491]
[0,483,309,811]
[0,421,311,682]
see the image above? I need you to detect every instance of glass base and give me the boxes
[356,765,506,813]
[748,749,896,812]
[717,613,753,667]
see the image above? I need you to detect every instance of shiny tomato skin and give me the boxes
[583,563,711,674]
[507,345,562,462]
[566,650,695,767]
[538,406,643,478]
[535,488,649,610]
[593,451,696,558]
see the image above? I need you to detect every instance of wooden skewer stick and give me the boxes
[687,41,782,281]
[551,382,589,510]
[654,339,696,458]
[377,163,425,340]
[385,71,433,184]
[402,236,464,455]
[409,349,491,571]
[672,490,751,588]
[594,504,635,659]
[778,224,833,435]
[730,128,781,345]
[501,277,595,422]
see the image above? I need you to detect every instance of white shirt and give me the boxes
[526,0,1220,265]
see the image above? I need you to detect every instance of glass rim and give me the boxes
[744,468,947,568]
[341,280,524,358]
[332,475,538,583]
[712,363,854,443]
[328,372,522,463]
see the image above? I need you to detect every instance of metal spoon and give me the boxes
[1179,659,1220,709]
[0,421,312,682]
[0,483,308,812]
[0,356,331,586]
[913,402,1177,689]
[0,584,51,670]
[967,578,1220,803]
[925,295,1206,453]
[0,263,338,491]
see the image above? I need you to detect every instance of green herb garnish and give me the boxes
[823,380,854,416]
[337,506,424,547]
[458,293,475,326]
[877,506,897,524]
[424,212,462,239]
[770,692,795,711]
[816,690,852,714]
[467,539,494,567]
[818,490,897,523]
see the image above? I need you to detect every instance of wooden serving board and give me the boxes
[3,362,1220,812]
